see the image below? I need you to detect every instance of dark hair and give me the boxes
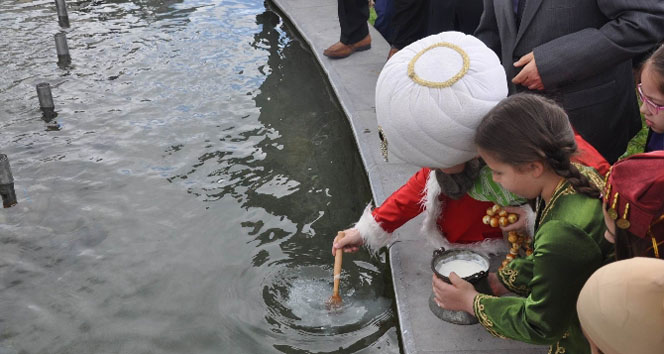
[608,213,664,260]
[645,44,664,93]
[475,93,600,198]
[612,226,658,260]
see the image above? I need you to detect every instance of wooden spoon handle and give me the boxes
[332,231,345,297]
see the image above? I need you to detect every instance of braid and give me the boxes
[476,94,601,199]
[544,145,600,199]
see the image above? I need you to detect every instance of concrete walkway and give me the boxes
[268,1,547,353]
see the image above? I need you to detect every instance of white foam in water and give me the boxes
[436,259,486,278]
[286,278,367,328]
[263,265,391,337]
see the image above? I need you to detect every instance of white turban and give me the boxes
[376,31,507,168]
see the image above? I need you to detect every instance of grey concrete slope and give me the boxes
[268,1,547,353]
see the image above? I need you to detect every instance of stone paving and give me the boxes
[268,0,547,352]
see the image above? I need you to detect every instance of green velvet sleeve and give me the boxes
[497,256,533,296]
[473,220,604,345]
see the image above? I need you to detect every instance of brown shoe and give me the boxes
[323,34,371,59]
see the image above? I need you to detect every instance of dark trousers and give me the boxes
[391,0,484,49]
[391,0,429,49]
[374,0,395,43]
[338,0,369,45]
[429,0,483,35]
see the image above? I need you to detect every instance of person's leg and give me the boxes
[325,0,371,58]
[427,0,455,35]
[339,0,370,45]
[374,0,395,43]
[390,0,429,50]
[452,0,483,35]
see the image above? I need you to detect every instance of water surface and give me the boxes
[0,0,399,352]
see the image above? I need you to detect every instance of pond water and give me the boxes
[0,0,399,352]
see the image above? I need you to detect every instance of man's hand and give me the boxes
[512,52,544,91]
[331,228,364,256]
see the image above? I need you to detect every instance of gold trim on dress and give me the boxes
[536,162,599,225]
[538,181,575,227]
[474,294,509,339]
[547,331,569,354]
[498,267,530,296]
[582,164,605,191]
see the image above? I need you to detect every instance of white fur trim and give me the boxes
[355,204,392,254]
[420,170,508,256]
[356,171,509,256]
[520,204,536,238]
[421,170,445,246]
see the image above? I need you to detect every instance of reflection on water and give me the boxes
[0,0,398,353]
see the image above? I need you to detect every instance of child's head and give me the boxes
[577,257,664,354]
[639,44,664,133]
[475,94,600,199]
[602,151,664,260]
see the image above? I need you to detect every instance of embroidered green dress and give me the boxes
[473,170,614,354]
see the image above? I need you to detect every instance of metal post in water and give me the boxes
[55,32,71,67]
[55,0,70,28]
[36,82,57,120]
[0,154,17,208]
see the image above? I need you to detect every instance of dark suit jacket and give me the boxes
[476,0,664,163]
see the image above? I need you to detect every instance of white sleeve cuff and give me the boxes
[520,203,536,238]
[354,204,392,254]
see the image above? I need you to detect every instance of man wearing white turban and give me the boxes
[333,32,519,257]
[331,31,609,258]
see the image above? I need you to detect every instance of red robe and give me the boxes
[573,132,610,176]
[355,134,609,251]
[372,168,502,244]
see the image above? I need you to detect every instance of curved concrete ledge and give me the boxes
[268,1,547,353]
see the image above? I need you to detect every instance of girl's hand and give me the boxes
[331,228,364,256]
[432,273,478,315]
[499,205,531,234]
[487,272,510,296]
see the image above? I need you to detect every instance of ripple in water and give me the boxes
[263,265,391,336]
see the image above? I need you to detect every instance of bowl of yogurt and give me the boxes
[431,247,489,284]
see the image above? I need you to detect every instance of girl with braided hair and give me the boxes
[432,93,613,354]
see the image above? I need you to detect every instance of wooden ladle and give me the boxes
[327,231,345,310]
